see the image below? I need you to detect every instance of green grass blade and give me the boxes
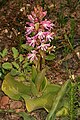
[46,80,70,120]
[19,112,36,120]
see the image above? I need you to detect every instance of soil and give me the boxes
[0,0,80,120]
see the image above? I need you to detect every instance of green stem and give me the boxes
[70,82,74,120]
[0,109,15,113]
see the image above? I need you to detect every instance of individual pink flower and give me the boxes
[28,13,38,23]
[39,11,47,20]
[31,11,36,18]
[41,19,54,30]
[42,11,47,18]
[28,50,38,61]
[27,15,34,23]
[37,31,45,40]
[26,23,34,35]
[45,32,54,42]
[26,36,37,47]
[37,43,50,51]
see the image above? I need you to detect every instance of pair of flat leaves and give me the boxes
[31,66,47,96]
[2,71,70,119]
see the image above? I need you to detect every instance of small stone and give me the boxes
[20,7,25,12]
[18,32,20,35]
[20,22,22,24]
[26,4,30,7]
[0,96,9,106]
[10,101,22,109]
[11,114,20,120]
[59,81,63,85]
[69,74,75,80]
[76,52,80,59]
[0,105,5,109]
[4,29,8,33]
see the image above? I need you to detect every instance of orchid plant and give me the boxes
[25,5,55,71]
[1,5,71,120]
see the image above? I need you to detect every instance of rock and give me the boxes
[0,96,9,106]
[11,114,20,120]
[10,101,22,109]
[4,29,8,33]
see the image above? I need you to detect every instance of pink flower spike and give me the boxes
[37,43,50,51]
[27,15,34,23]
[28,50,38,62]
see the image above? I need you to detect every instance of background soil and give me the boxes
[0,0,80,51]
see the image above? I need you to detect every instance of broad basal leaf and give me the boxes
[2,73,31,100]
[24,93,55,112]
[24,84,61,112]
[43,84,61,95]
